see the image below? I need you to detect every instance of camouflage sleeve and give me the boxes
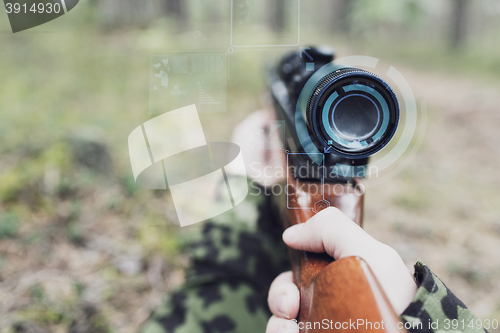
[140,178,290,333]
[401,261,488,333]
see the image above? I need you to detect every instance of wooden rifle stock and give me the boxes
[280,176,406,333]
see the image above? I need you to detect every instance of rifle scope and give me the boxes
[300,65,399,158]
[270,46,399,163]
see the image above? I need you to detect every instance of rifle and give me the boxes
[267,46,405,332]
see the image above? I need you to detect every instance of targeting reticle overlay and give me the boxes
[149,53,228,116]
[128,105,248,227]
[271,52,424,183]
[3,0,79,33]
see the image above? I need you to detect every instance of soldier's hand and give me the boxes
[266,207,417,333]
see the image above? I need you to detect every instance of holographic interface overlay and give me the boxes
[295,55,425,184]
[150,53,228,116]
[128,105,248,227]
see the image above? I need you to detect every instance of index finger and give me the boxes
[282,207,378,260]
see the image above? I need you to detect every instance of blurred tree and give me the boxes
[331,0,355,34]
[207,4,222,23]
[269,0,286,32]
[163,0,186,25]
[97,0,160,28]
[450,0,471,49]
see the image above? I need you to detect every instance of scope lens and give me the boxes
[332,94,380,140]
[306,68,399,158]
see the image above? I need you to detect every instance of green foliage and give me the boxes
[73,280,86,298]
[121,174,138,197]
[448,261,488,286]
[0,141,73,205]
[29,283,46,303]
[0,255,6,270]
[0,159,43,203]
[393,190,431,212]
[19,308,65,326]
[41,142,73,173]
[66,221,85,245]
[351,0,427,30]
[0,212,20,239]
[139,220,180,257]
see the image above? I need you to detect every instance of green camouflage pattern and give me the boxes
[140,180,290,333]
[402,262,488,333]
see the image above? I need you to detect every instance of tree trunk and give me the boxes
[269,0,286,33]
[331,0,354,34]
[450,0,470,49]
[164,0,186,23]
[97,0,159,28]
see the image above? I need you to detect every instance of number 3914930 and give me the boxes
[5,2,62,14]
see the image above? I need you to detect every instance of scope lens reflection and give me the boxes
[331,94,380,140]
